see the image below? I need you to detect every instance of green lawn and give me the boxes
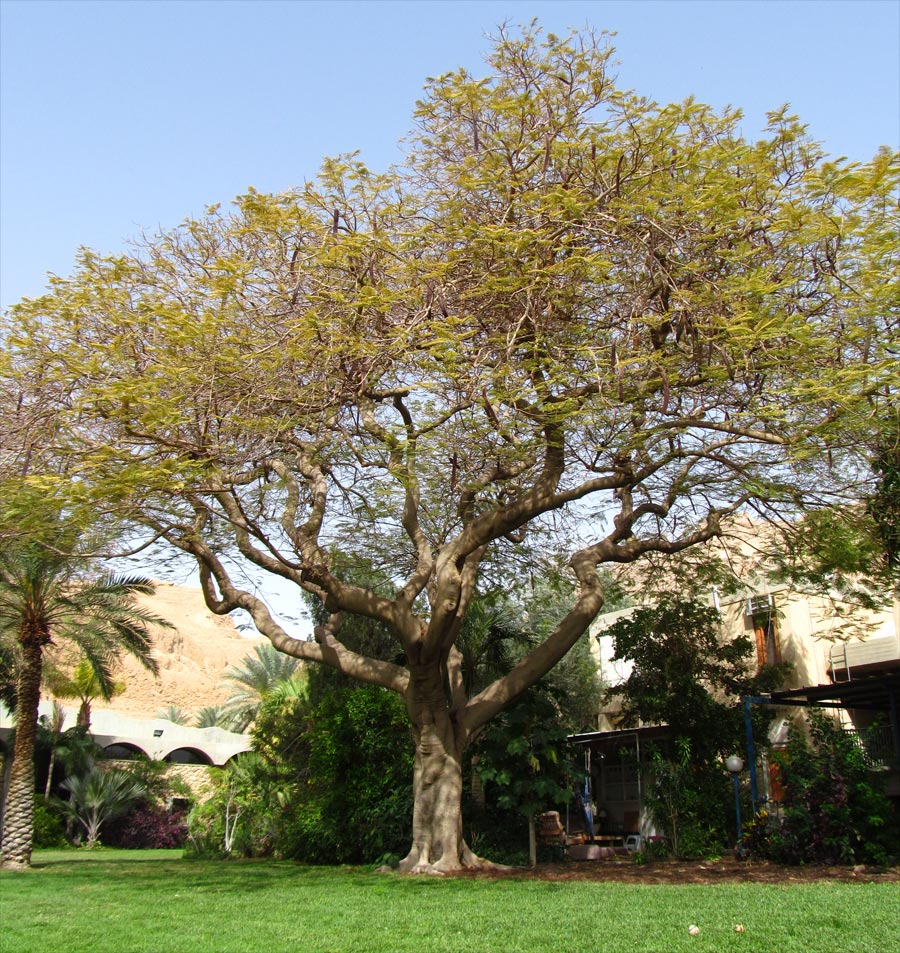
[1,850,897,953]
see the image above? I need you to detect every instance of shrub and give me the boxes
[102,804,188,849]
[32,799,68,848]
[279,686,414,864]
[746,712,899,865]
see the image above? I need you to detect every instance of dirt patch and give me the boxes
[460,857,900,885]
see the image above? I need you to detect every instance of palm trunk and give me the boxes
[1,640,43,869]
[43,750,57,800]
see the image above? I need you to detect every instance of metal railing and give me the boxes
[846,724,898,770]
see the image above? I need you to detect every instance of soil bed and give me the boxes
[459,857,900,885]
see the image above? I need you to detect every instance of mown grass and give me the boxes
[1,850,897,953]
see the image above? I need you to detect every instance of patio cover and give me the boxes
[758,672,900,713]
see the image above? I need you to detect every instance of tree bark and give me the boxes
[1,639,43,869]
[397,663,497,874]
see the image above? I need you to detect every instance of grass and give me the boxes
[1,850,897,953]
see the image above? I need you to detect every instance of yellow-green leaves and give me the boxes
[0,23,896,613]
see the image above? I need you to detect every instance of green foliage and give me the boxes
[517,569,626,732]
[280,686,414,864]
[194,706,236,730]
[156,705,190,725]
[455,596,534,698]
[221,642,304,732]
[188,682,415,863]
[37,723,100,798]
[467,686,575,865]
[868,411,900,576]
[771,507,895,616]
[31,799,68,849]
[473,689,572,819]
[55,765,148,848]
[0,522,163,693]
[745,712,899,866]
[0,639,16,711]
[606,600,786,764]
[43,656,126,728]
[113,753,192,804]
[603,600,787,857]
[186,755,287,858]
[0,514,166,866]
[642,743,734,860]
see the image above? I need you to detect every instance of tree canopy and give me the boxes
[2,25,897,871]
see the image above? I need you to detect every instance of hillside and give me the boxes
[87,583,265,721]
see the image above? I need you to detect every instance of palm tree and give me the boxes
[221,643,304,731]
[194,706,235,729]
[55,764,147,848]
[44,656,126,729]
[0,527,164,869]
[39,700,67,799]
[455,597,534,698]
[157,705,190,725]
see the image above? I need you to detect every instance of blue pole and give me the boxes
[732,771,743,858]
[743,697,759,813]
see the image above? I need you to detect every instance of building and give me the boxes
[571,534,899,846]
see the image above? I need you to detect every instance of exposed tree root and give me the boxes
[396,842,512,875]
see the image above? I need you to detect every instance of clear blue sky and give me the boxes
[2,0,898,311]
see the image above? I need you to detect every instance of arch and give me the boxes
[223,750,254,768]
[163,746,214,766]
[102,741,149,761]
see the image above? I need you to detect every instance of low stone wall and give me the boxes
[105,759,219,801]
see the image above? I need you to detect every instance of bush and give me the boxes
[642,746,735,860]
[745,712,900,866]
[185,683,415,863]
[184,756,288,858]
[103,804,188,849]
[184,795,228,858]
[32,799,68,848]
[462,801,532,867]
[279,686,414,864]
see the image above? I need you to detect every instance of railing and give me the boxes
[846,725,898,770]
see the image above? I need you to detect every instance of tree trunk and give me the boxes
[0,748,13,845]
[397,665,499,875]
[43,750,57,800]
[1,640,43,869]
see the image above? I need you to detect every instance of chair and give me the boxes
[536,811,567,857]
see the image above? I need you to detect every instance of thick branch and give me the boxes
[463,550,605,735]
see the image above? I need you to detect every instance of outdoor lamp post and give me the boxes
[726,754,745,858]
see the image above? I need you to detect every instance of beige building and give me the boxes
[576,526,899,845]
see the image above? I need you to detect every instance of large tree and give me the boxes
[1,27,897,872]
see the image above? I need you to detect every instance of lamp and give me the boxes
[727,754,745,858]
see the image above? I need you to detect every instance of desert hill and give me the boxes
[88,583,265,721]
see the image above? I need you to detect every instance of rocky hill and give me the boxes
[89,583,265,721]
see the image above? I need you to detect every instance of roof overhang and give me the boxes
[568,724,670,746]
[753,671,900,712]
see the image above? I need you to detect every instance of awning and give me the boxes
[756,672,900,713]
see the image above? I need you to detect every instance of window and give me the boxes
[746,593,780,667]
